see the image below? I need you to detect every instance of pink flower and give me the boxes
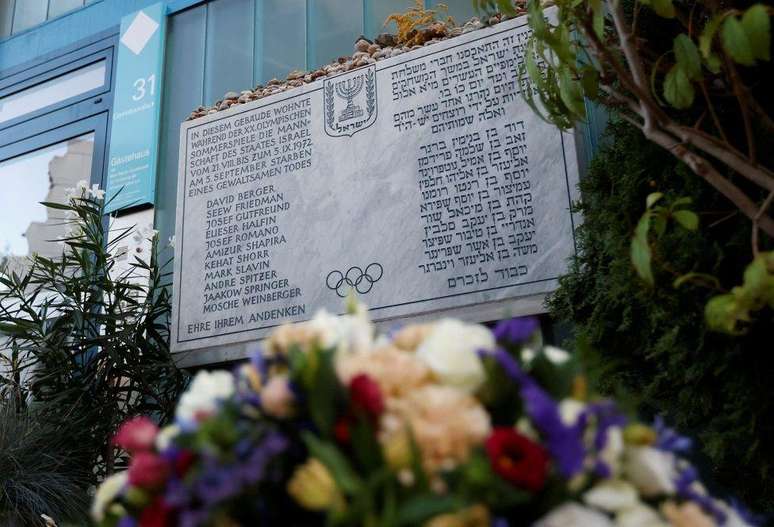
[261,375,295,419]
[113,417,159,454]
[128,452,170,490]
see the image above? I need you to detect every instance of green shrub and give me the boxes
[0,187,187,488]
[549,120,774,513]
[0,402,90,526]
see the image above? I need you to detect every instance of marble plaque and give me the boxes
[172,12,579,356]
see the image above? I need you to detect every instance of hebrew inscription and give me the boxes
[172,12,579,354]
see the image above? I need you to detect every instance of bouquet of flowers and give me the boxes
[92,302,758,527]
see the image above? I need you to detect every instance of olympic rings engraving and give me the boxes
[326,263,383,298]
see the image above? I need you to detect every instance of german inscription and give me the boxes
[172,13,579,354]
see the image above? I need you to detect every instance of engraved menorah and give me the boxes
[335,76,365,122]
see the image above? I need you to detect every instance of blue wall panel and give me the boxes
[257,0,306,84]
[155,4,206,261]
[203,0,255,103]
[307,0,363,68]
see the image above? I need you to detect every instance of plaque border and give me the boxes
[172,10,578,351]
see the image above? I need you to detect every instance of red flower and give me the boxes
[113,417,159,454]
[128,452,170,490]
[485,427,549,492]
[139,497,173,527]
[173,449,196,478]
[349,374,384,423]
[334,417,352,445]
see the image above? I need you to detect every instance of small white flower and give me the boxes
[76,179,89,194]
[397,468,415,487]
[176,370,235,424]
[559,398,586,426]
[534,502,614,527]
[91,471,127,521]
[90,184,105,200]
[623,446,677,497]
[600,426,625,478]
[583,480,639,513]
[522,347,537,363]
[416,319,493,393]
[544,345,571,364]
[168,235,176,249]
[155,424,181,451]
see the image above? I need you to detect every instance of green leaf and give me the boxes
[301,432,363,495]
[663,65,695,109]
[674,34,702,80]
[700,15,724,57]
[672,196,693,208]
[396,495,461,526]
[651,0,675,18]
[742,256,767,291]
[673,272,721,289]
[653,213,668,237]
[558,66,586,118]
[673,210,699,230]
[350,417,384,472]
[722,16,755,66]
[646,192,664,209]
[705,294,744,334]
[742,4,771,61]
[631,214,654,286]
[705,54,722,73]
[496,0,517,15]
[306,349,339,436]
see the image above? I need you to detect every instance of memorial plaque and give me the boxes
[172,12,580,357]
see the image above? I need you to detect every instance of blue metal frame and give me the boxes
[0,29,117,189]
[0,112,109,187]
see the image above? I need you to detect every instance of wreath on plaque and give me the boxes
[366,67,376,117]
[324,82,336,131]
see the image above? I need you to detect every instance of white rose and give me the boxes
[583,480,639,513]
[176,370,235,424]
[615,503,669,527]
[416,319,493,393]
[309,306,373,356]
[534,502,614,527]
[624,446,677,497]
[91,471,127,521]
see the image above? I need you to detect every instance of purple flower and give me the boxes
[237,432,288,485]
[196,464,242,505]
[491,348,586,478]
[493,317,540,344]
[586,400,628,477]
[117,517,137,527]
[164,478,191,508]
[654,415,693,453]
[179,509,210,527]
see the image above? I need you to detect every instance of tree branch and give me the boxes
[752,190,774,256]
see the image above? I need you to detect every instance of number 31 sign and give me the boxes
[105,3,167,214]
